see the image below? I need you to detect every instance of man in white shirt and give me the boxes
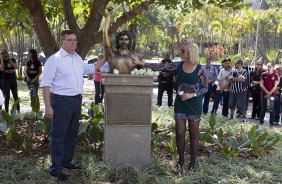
[211,58,232,117]
[41,30,105,181]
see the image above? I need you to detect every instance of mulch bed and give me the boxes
[0,120,49,158]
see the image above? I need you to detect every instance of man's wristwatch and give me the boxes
[193,93,197,97]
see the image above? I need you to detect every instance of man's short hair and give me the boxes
[115,30,132,50]
[60,30,75,40]
[222,57,231,63]
[236,59,243,65]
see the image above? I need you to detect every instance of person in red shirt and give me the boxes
[93,54,109,104]
[259,63,279,125]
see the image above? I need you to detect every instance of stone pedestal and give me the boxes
[102,74,153,168]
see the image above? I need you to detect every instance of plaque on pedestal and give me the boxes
[103,74,153,168]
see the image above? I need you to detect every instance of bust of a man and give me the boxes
[103,9,143,74]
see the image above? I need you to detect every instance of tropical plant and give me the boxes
[244,125,281,156]
[0,100,32,154]
[211,128,249,158]
[77,102,104,153]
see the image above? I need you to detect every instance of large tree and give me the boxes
[20,0,243,58]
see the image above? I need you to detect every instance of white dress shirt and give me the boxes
[40,48,95,96]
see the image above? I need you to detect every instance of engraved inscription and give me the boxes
[106,93,151,125]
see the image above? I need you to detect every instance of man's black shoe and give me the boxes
[249,117,255,119]
[64,163,81,169]
[259,121,264,125]
[49,170,68,181]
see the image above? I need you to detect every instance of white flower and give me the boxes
[154,71,160,76]
[130,71,135,75]
[270,96,274,101]
[113,69,119,74]
[83,98,92,105]
[213,134,218,139]
[178,91,184,96]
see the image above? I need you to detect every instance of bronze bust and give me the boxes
[103,9,143,74]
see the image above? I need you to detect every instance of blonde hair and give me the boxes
[183,42,199,65]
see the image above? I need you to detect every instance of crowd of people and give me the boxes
[157,54,282,126]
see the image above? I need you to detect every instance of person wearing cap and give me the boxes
[228,59,248,121]
[202,57,218,114]
[259,63,279,125]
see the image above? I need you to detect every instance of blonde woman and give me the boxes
[174,41,208,172]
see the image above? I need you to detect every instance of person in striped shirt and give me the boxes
[228,59,248,121]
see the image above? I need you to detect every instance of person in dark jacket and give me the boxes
[156,53,174,107]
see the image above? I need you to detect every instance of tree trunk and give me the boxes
[22,0,155,59]
[22,0,58,57]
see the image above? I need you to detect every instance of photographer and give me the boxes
[0,48,20,113]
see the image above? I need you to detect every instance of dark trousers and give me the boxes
[211,90,230,117]
[260,94,277,124]
[157,82,173,107]
[274,94,281,122]
[251,88,261,118]
[94,80,104,104]
[245,88,251,110]
[2,79,20,113]
[203,84,213,114]
[49,94,82,172]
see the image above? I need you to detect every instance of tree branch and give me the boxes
[82,0,109,33]
[108,0,155,35]
[62,0,79,32]
[91,0,155,45]
[21,0,58,57]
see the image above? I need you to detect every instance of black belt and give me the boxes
[51,93,82,98]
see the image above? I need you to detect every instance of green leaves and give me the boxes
[31,96,40,113]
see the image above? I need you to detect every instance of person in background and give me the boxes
[93,53,110,104]
[0,48,20,113]
[41,30,105,181]
[24,49,42,99]
[249,60,264,120]
[174,41,208,173]
[211,58,232,117]
[156,53,174,107]
[273,66,282,125]
[202,57,218,114]
[242,57,253,112]
[259,63,279,126]
[228,59,248,122]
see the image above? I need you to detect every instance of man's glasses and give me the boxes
[64,39,77,42]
